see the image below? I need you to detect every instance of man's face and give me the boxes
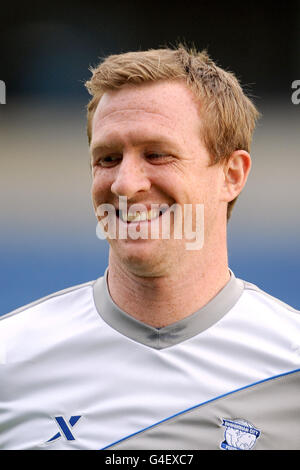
[90,80,227,276]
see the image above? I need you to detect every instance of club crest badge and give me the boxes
[220,418,260,450]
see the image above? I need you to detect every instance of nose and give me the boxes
[111,154,151,199]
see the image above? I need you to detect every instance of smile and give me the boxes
[116,207,168,223]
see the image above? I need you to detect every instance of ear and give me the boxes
[221,150,251,203]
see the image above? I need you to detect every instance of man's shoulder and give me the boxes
[235,276,300,340]
[240,278,299,316]
[0,279,97,327]
[0,279,103,362]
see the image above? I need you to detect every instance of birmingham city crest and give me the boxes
[220,418,260,450]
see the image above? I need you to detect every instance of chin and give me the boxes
[111,239,168,277]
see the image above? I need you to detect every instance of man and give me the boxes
[0,46,299,450]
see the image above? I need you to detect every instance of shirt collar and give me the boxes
[92,268,243,349]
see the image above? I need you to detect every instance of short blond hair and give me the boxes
[85,46,260,219]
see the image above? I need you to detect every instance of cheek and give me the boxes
[91,180,107,213]
[91,172,111,200]
[203,173,225,215]
[91,179,98,202]
[189,173,222,213]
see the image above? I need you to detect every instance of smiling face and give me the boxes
[90,80,228,277]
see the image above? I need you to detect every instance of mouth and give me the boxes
[116,207,168,223]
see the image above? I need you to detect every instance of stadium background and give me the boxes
[0,1,299,315]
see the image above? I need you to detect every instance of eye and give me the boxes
[146,153,172,163]
[97,155,121,167]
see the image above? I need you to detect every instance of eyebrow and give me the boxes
[90,135,181,159]
[90,143,120,156]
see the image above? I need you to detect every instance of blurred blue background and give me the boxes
[0,1,299,315]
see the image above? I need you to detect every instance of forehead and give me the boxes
[91,80,202,144]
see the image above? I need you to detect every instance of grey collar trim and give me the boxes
[92,269,244,350]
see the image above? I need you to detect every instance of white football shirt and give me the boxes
[0,269,299,450]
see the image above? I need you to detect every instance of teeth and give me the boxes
[120,208,162,222]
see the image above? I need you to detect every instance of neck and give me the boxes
[107,242,230,328]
